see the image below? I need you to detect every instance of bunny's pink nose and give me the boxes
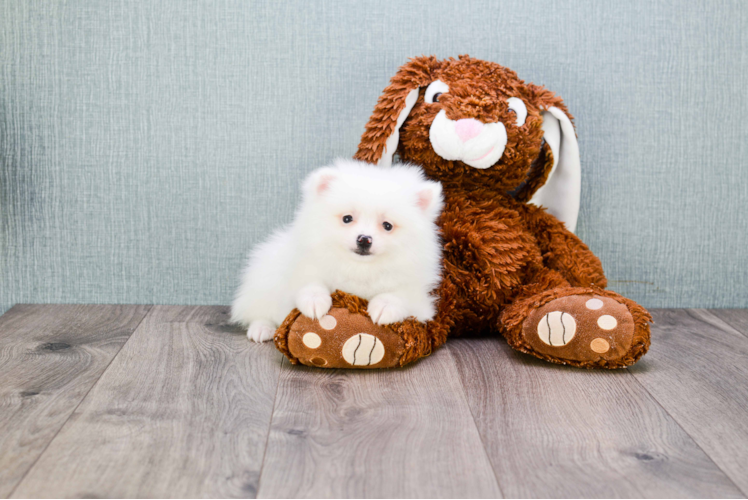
[454,118,484,142]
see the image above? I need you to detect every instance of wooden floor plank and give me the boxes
[449,336,744,498]
[5,306,747,498]
[712,309,748,337]
[0,304,150,499]
[257,347,502,499]
[629,309,748,496]
[11,305,284,499]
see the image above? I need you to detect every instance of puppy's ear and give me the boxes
[303,167,337,198]
[414,180,444,220]
[515,84,581,233]
[354,56,439,168]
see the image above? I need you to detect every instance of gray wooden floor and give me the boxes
[1,305,747,499]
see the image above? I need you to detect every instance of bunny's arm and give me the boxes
[439,194,541,300]
[520,203,607,288]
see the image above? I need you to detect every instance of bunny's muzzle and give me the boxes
[428,110,507,169]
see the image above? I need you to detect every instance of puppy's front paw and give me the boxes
[247,320,276,343]
[296,287,332,320]
[367,294,409,325]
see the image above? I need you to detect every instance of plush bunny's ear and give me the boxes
[355,57,437,167]
[528,107,581,232]
[375,88,419,168]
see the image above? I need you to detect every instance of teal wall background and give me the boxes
[1,0,747,314]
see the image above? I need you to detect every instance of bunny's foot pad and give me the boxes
[503,288,652,369]
[275,307,405,369]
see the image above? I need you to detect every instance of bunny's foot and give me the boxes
[501,287,652,369]
[274,290,435,369]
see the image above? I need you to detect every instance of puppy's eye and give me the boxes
[342,215,353,223]
[425,80,449,104]
[507,97,527,126]
[382,221,393,231]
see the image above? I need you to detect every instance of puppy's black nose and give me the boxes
[356,235,373,249]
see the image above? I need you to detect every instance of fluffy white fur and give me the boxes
[231,158,444,342]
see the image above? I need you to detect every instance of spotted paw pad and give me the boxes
[286,308,404,369]
[522,294,635,362]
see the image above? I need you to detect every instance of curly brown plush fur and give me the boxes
[277,55,651,369]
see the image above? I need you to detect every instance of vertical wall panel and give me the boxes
[1,0,746,312]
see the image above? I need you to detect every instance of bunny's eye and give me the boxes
[507,97,527,126]
[425,80,449,104]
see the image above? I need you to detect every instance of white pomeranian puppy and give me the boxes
[231,158,444,342]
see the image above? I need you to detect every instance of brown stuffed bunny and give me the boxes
[274,55,651,369]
